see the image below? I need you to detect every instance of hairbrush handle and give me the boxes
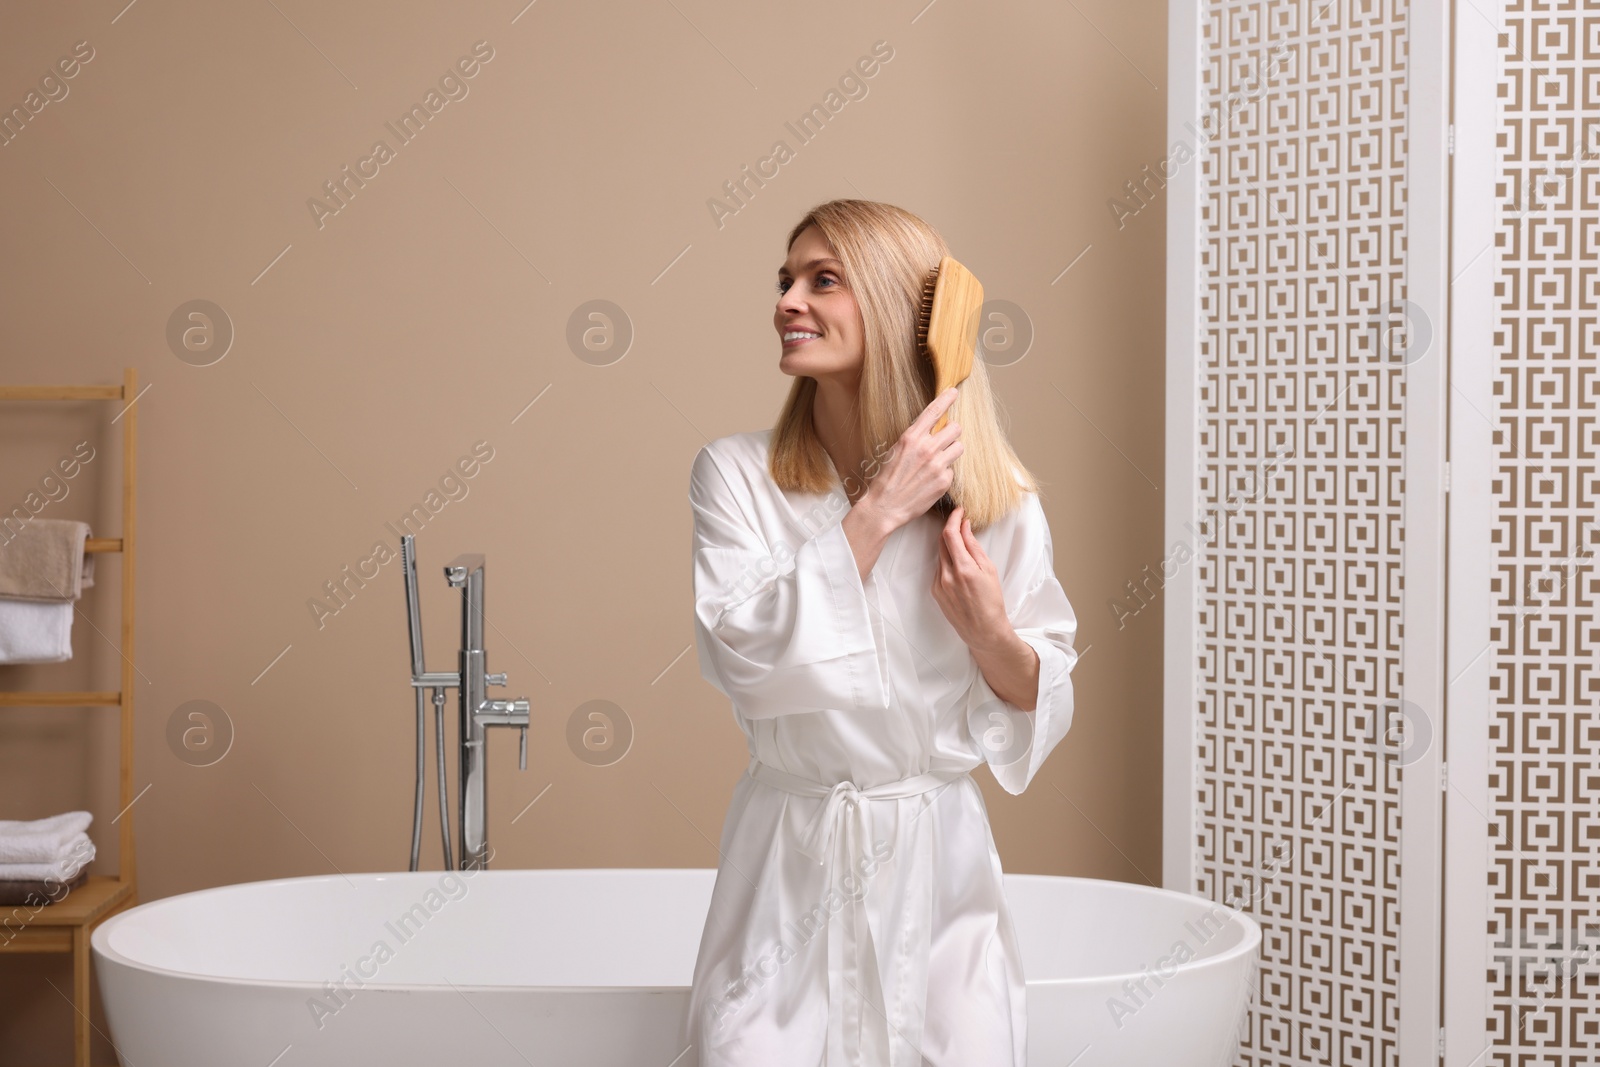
[920,255,983,435]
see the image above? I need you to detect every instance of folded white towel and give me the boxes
[0,811,93,837]
[0,833,95,882]
[0,811,94,864]
[0,595,74,664]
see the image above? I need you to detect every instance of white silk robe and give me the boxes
[681,429,1080,1067]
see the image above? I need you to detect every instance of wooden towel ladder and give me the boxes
[0,368,141,1067]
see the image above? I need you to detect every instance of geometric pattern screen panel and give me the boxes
[1195,2,1407,1065]
[1486,2,1600,1062]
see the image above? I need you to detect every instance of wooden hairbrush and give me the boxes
[915,254,984,514]
[916,255,983,431]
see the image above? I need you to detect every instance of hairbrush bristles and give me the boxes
[915,269,939,353]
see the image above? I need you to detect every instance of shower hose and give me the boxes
[408,685,454,871]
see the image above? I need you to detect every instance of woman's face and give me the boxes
[774,225,864,383]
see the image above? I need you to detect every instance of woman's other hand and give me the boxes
[931,505,1013,653]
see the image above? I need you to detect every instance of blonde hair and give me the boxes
[769,198,1039,532]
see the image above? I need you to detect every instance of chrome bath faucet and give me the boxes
[401,536,531,871]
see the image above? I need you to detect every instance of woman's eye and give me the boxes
[774,273,839,296]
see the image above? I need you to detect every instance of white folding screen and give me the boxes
[1448,2,1600,1065]
[1172,0,1600,1064]
[1166,1,1452,1064]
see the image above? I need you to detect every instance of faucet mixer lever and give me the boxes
[475,697,531,726]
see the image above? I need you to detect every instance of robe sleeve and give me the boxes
[690,443,892,719]
[964,491,1079,794]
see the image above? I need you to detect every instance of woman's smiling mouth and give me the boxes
[782,329,821,348]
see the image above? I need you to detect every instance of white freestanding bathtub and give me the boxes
[92,868,1259,1066]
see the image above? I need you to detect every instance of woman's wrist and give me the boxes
[840,497,896,580]
[853,489,901,536]
[972,631,1040,712]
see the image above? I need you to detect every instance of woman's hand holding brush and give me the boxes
[858,387,964,531]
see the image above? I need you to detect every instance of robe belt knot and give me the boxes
[746,758,969,863]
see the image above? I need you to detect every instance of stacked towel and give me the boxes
[0,520,96,599]
[0,519,94,664]
[0,811,96,904]
[0,869,86,906]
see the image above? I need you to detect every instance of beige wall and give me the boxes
[0,1,1165,1060]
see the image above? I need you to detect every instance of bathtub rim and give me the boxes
[90,868,1261,993]
[1003,871,1262,987]
[91,867,711,997]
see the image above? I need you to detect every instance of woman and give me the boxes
[683,199,1079,1066]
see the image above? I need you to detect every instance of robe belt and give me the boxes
[745,757,969,1067]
